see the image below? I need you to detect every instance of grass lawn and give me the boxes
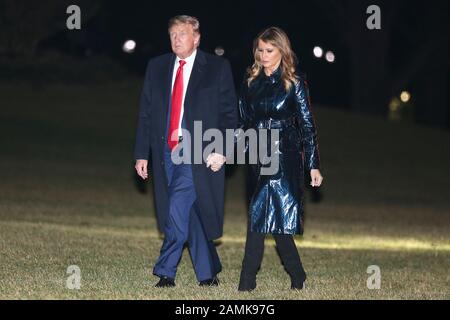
[0,81,449,299]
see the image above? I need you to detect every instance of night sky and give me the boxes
[74,1,347,105]
[5,0,450,125]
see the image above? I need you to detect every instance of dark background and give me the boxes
[1,0,449,128]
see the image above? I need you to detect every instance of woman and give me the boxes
[238,27,323,291]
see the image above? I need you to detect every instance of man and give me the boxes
[134,15,238,287]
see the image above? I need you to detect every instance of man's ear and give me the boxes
[194,34,201,47]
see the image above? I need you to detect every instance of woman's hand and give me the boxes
[310,169,323,187]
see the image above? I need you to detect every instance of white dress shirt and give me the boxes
[171,49,197,138]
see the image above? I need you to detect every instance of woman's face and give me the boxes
[257,39,282,72]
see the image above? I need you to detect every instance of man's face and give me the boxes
[169,23,200,59]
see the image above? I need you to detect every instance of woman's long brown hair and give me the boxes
[247,27,298,91]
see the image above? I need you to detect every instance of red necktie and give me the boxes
[168,59,186,151]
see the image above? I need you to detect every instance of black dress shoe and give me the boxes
[155,276,175,288]
[199,276,220,286]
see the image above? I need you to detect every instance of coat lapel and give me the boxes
[163,53,176,127]
[184,49,207,120]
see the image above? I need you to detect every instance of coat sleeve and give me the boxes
[238,77,251,130]
[294,76,321,171]
[234,77,251,154]
[218,59,238,158]
[134,60,153,160]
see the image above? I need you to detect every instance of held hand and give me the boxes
[206,153,226,172]
[135,159,149,180]
[310,169,323,187]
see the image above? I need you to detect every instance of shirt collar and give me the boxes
[175,49,197,67]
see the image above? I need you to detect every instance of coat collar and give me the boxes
[262,65,282,84]
[185,49,206,102]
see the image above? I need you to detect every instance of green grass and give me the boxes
[0,81,449,299]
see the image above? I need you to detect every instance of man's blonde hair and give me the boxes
[168,15,200,35]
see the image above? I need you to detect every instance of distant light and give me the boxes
[215,46,225,56]
[325,51,335,63]
[388,97,402,121]
[123,40,136,53]
[313,46,323,58]
[389,97,401,112]
[400,91,411,103]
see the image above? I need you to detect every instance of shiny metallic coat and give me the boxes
[238,67,320,235]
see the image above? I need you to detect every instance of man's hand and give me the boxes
[206,153,226,172]
[135,159,149,180]
[310,169,323,187]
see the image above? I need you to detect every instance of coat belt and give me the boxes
[253,117,298,129]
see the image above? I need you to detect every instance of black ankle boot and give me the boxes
[291,272,306,290]
[238,276,256,292]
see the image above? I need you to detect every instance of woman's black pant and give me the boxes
[240,223,306,286]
